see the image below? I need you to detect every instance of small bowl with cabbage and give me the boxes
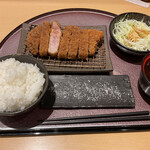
[0,54,49,116]
[109,12,150,56]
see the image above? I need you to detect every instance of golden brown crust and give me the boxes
[67,27,80,59]
[26,25,42,55]
[58,29,71,59]
[64,25,80,32]
[88,41,98,56]
[58,38,69,59]
[28,25,42,38]
[88,29,104,42]
[78,29,89,59]
[88,29,103,56]
[39,21,51,57]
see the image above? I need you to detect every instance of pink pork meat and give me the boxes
[48,21,62,57]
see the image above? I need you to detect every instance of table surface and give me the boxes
[0,0,150,150]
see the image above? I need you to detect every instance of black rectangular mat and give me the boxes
[40,75,135,108]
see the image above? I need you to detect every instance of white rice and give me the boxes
[0,58,45,112]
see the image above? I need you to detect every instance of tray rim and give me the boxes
[1,124,150,137]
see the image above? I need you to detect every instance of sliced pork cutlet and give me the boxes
[48,21,62,57]
[39,21,51,57]
[58,28,71,59]
[65,25,79,32]
[88,29,104,56]
[88,42,98,57]
[67,26,80,60]
[89,29,104,42]
[26,25,42,55]
[78,29,89,60]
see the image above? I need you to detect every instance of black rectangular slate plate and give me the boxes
[40,75,135,108]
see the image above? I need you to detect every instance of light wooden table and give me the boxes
[0,0,150,150]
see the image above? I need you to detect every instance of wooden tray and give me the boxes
[0,8,150,136]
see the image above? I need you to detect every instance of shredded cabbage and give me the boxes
[113,18,150,51]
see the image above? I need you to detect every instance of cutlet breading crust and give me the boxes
[65,25,79,32]
[39,21,51,57]
[58,38,69,59]
[26,25,42,55]
[88,29,104,56]
[78,29,89,59]
[67,26,80,59]
[88,41,98,56]
[58,27,72,59]
[89,29,104,42]
[29,25,41,38]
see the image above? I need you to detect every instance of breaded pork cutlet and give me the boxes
[58,27,72,59]
[89,29,104,42]
[39,21,51,57]
[67,26,80,59]
[78,29,89,60]
[88,29,104,56]
[48,21,62,57]
[26,25,42,55]
[64,25,79,32]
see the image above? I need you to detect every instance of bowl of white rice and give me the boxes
[0,54,49,116]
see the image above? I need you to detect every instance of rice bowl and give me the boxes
[0,54,49,116]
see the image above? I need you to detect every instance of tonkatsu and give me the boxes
[78,29,89,60]
[26,25,42,55]
[48,21,62,57]
[26,21,104,60]
[39,21,51,57]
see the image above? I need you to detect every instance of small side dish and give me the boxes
[113,19,150,51]
[109,12,150,56]
[26,20,104,60]
[139,53,150,97]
